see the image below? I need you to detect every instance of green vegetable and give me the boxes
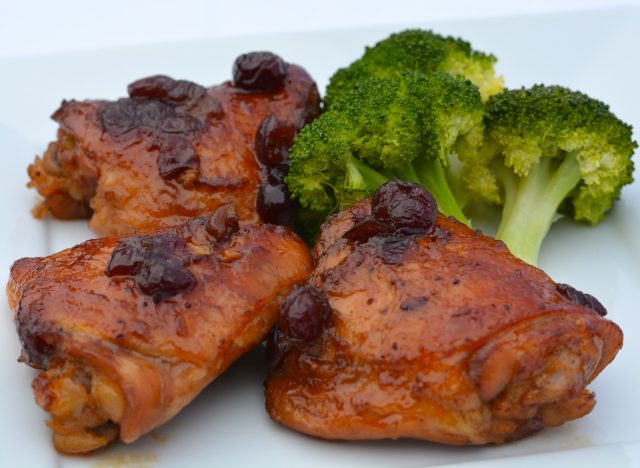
[287,72,484,238]
[462,85,636,265]
[325,29,504,107]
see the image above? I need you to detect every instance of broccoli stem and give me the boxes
[344,153,389,191]
[495,153,582,265]
[446,153,472,210]
[394,162,421,184]
[412,158,471,225]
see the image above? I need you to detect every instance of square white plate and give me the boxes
[1,6,639,468]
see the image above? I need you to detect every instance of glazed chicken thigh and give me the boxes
[265,180,623,445]
[28,52,321,235]
[7,206,312,453]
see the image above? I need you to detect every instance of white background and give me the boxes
[1,0,639,58]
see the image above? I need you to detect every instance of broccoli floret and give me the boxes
[462,85,636,265]
[287,72,484,235]
[325,29,504,107]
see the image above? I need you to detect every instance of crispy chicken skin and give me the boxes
[27,54,320,235]
[265,183,623,445]
[7,207,313,454]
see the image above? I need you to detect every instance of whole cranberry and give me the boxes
[256,183,297,225]
[279,286,332,341]
[233,52,288,92]
[372,180,437,234]
[255,115,296,166]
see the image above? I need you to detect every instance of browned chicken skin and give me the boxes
[27,53,321,235]
[265,181,623,445]
[7,207,313,453]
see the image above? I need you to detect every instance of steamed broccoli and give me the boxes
[287,72,484,234]
[325,29,504,107]
[462,85,636,265]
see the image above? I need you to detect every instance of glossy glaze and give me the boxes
[27,61,321,235]
[7,211,313,453]
[265,197,623,445]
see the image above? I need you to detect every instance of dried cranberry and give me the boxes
[279,286,331,341]
[167,80,208,105]
[372,180,437,234]
[255,115,296,166]
[155,135,199,179]
[557,283,607,316]
[135,259,196,303]
[256,183,297,225]
[128,75,176,99]
[135,100,175,129]
[297,85,322,128]
[103,73,224,139]
[106,234,196,303]
[100,99,137,136]
[106,235,189,277]
[205,204,239,241]
[233,52,288,92]
[160,114,203,133]
[106,241,145,276]
[190,94,224,120]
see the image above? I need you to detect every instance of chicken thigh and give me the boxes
[8,206,312,453]
[28,52,321,235]
[265,180,623,445]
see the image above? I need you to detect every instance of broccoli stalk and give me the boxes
[412,158,469,223]
[287,72,485,237]
[493,153,582,264]
[463,85,636,265]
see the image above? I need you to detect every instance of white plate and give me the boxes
[1,6,639,468]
